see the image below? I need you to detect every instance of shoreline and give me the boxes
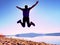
[0,36,57,45]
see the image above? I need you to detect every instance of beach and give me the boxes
[0,35,57,45]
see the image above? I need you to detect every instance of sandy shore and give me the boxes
[0,36,57,45]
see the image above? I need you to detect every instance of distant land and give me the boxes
[45,33,60,36]
[6,33,60,38]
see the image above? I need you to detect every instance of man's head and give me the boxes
[25,5,28,8]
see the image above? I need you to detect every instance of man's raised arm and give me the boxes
[16,6,23,10]
[29,1,39,10]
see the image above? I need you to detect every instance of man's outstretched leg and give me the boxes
[17,19,25,27]
[27,21,35,27]
[27,17,35,27]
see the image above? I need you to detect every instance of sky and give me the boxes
[0,0,60,35]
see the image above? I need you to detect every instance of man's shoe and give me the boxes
[31,22,35,26]
[17,20,21,23]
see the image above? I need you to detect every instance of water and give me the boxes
[6,36,60,44]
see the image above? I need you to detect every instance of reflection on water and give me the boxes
[7,36,60,44]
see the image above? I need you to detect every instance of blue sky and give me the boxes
[0,0,60,35]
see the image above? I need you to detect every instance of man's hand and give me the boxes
[16,6,18,8]
[29,0,39,10]
[36,0,39,4]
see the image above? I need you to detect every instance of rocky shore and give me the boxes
[0,35,57,45]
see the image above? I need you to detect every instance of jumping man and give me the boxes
[16,1,39,27]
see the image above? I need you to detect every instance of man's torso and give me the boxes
[22,8,30,17]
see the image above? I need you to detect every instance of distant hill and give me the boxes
[45,33,60,36]
[6,33,60,38]
[15,33,60,37]
[15,33,44,38]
